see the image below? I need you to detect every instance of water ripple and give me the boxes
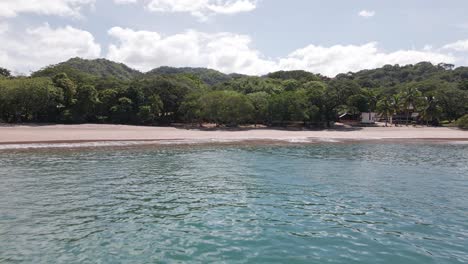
[0,143,467,263]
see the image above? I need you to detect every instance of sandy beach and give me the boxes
[0,124,467,146]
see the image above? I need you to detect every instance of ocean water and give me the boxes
[0,143,467,263]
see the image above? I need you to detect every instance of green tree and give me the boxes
[319,79,361,127]
[457,114,468,129]
[0,78,63,122]
[129,75,205,123]
[0,67,11,78]
[399,86,422,125]
[377,97,395,126]
[435,88,467,122]
[137,106,154,124]
[72,85,99,122]
[97,88,119,122]
[346,94,370,114]
[53,73,77,107]
[138,95,163,124]
[420,95,441,125]
[363,89,378,112]
[282,80,300,91]
[215,76,283,94]
[247,92,270,126]
[268,90,310,125]
[178,93,203,125]
[111,97,134,123]
[200,91,254,126]
[391,94,402,115]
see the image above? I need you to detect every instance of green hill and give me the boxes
[147,66,233,86]
[265,70,326,82]
[32,58,141,81]
[336,62,468,89]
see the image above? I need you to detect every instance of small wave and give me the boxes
[313,138,341,143]
[0,138,248,150]
[447,141,468,145]
[0,137,358,150]
[283,138,312,143]
[281,137,342,143]
[0,141,162,150]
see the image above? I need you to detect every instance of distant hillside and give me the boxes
[337,62,468,89]
[265,70,326,82]
[147,66,233,86]
[32,58,141,81]
[29,58,468,92]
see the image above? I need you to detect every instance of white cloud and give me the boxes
[206,0,256,14]
[423,45,433,51]
[0,23,460,77]
[106,27,456,76]
[0,0,94,18]
[114,0,138,4]
[442,40,468,51]
[107,27,274,74]
[358,10,375,18]
[0,22,8,34]
[115,0,257,20]
[0,24,101,74]
[279,43,455,76]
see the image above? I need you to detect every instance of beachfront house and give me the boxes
[338,112,377,125]
[361,112,377,124]
[339,113,360,125]
[393,103,420,124]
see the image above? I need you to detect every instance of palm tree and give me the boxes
[390,94,402,126]
[421,95,441,126]
[400,87,422,125]
[377,97,395,126]
[363,89,379,112]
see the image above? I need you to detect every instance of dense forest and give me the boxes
[1,58,468,128]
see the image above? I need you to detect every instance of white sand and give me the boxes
[0,124,467,144]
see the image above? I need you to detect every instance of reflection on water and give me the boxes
[0,143,467,263]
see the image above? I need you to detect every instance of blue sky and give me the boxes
[1,0,468,76]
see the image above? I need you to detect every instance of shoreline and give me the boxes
[2,137,468,145]
[1,139,468,152]
[0,124,467,149]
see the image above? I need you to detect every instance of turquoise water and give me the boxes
[0,143,467,263]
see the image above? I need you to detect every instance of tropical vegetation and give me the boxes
[1,58,467,127]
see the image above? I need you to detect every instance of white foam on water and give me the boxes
[282,138,311,143]
[312,138,341,143]
[1,136,417,150]
[447,140,468,145]
[0,138,249,150]
[278,137,344,143]
[0,141,162,150]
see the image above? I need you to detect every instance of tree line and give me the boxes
[1,59,468,128]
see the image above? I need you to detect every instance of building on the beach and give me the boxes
[392,103,420,124]
[361,112,377,124]
[339,112,377,125]
[339,113,360,125]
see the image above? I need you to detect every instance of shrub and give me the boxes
[457,114,468,129]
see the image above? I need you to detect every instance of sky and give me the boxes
[1,0,468,76]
